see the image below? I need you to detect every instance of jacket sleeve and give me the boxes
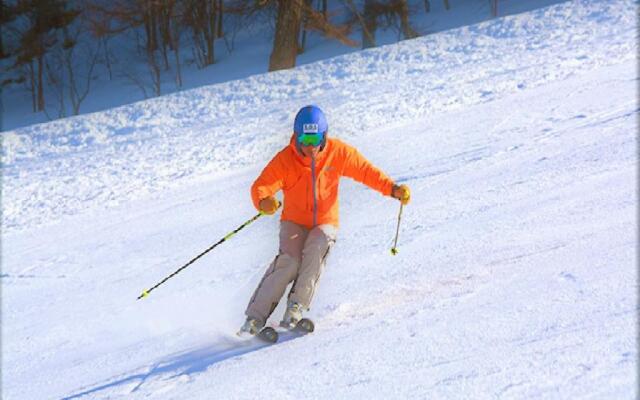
[251,151,285,210]
[342,145,394,196]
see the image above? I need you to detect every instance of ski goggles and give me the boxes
[297,132,325,147]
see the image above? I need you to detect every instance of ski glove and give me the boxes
[259,196,280,215]
[391,184,411,205]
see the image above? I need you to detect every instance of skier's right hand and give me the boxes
[259,196,280,215]
[392,184,411,205]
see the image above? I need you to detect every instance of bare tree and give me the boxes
[143,0,159,52]
[423,0,453,12]
[146,44,162,95]
[100,35,114,80]
[343,0,374,49]
[216,0,263,53]
[38,14,100,118]
[88,0,188,95]
[0,82,4,131]
[298,1,356,46]
[170,4,183,88]
[268,0,355,70]
[120,66,150,99]
[10,1,78,112]
[397,0,418,39]
[346,0,418,50]
[19,60,36,112]
[84,3,116,80]
[0,0,8,58]
[362,0,377,48]
[44,50,66,119]
[63,34,100,115]
[269,0,303,71]
[185,0,219,68]
[1,0,19,129]
[87,0,166,87]
[216,0,224,38]
[298,0,314,54]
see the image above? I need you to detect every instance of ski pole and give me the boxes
[138,211,266,300]
[390,203,404,255]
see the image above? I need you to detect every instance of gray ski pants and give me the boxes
[246,221,337,324]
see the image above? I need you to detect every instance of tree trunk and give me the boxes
[206,0,215,65]
[161,39,170,70]
[168,1,182,87]
[159,1,171,70]
[491,0,498,17]
[299,0,313,54]
[398,0,418,39]
[443,0,450,11]
[269,0,304,71]
[173,32,182,88]
[65,39,99,116]
[189,6,205,68]
[148,48,161,96]
[37,54,45,111]
[299,30,307,54]
[102,37,113,80]
[28,60,36,112]
[150,1,159,51]
[143,4,152,53]
[0,84,4,131]
[0,1,4,58]
[216,0,224,38]
[65,45,78,113]
[362,0,377,49]
[424,0,430,13]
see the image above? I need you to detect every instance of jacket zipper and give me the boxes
[311,155,317,227]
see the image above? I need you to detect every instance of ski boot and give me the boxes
[280,301,315,333]
[237,317,278,343]
[280,300,303,329]
[237,317,263,336]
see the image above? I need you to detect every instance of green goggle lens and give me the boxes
[298,133,324,147]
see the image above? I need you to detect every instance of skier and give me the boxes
[239,105,411,336]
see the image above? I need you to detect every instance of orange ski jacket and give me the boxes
[251,135,395,228]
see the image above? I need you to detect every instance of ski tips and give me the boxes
[391,248,399,255]
[137,290,150,300]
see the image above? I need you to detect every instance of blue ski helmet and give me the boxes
[294,105,328,147]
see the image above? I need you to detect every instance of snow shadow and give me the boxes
[61,332,304,399]
[60,340,266,399]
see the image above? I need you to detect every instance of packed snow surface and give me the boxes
[1,1,637,399]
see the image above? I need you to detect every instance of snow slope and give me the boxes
[2,0,636,234]
[1,0,638,399]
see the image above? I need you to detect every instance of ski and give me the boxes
[257,327,279,343]
[254,318,315,344]
[293,318,315,334]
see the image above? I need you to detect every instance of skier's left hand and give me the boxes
[392,184,411,205]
